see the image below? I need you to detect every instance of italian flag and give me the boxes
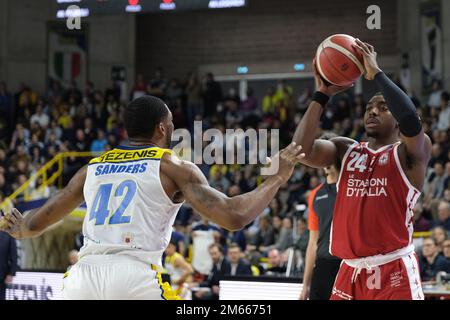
[54,52,81,81]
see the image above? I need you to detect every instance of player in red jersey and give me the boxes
[292,39,431,300]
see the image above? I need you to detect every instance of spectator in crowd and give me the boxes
[0,232,18,300]
[267,216,294,252]
[264,249,287,276]
[428,79,443,108]
[147,68,167,100]
[164,240,194,295]
[192,243,230,300]
[186,72,203,128]
[202,72,222,118]
[262,87,277,115]
[90,129,107,152]
[248,213,275,253]
[419,237,449,282]
[227,243,252,276]
[443,239,450,259]
[432,226,448,253]
[437,91,450,131]
[130,74,147,100]
[434,200,450,231]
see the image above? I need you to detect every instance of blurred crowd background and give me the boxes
[1,66,449,298]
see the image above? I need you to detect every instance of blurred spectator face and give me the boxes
[17,160,27,173]
[208,245,222,264]
[432,227,447,246]
[434,163,444,176]
[76,129,85,141]
[259,215,269,230]
[84,118,93,129]
[443,240,450,258]
[267,87,275,96]
[228,246,241,264]
[268,249,281,267]
[18,174,27,185]
[282,217,292,229]
[0,149,5,160]
[431,144,441,157]
[422,238,438,258]
[273,216,282,230]
[444,189,450,202]
[438,201,450,222]
[445,162,450,176]
[432,80,440,91]
[165,242,177,257]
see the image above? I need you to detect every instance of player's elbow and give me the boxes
[224,212,246,231]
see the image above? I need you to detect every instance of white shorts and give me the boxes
[62,255,180,300]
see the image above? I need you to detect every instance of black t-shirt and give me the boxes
[309,183,341,261]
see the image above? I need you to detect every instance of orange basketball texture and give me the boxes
[315,34,364,86]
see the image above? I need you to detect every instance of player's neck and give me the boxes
[129,138,164,148]
[367,136,399,150]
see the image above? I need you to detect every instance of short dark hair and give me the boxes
[208,243,223,253]
[441,91,450,103]
[228,243,241,251]
[124,95,168,139]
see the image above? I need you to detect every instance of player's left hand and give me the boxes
[353,39,382,80]
[0,208,25,239]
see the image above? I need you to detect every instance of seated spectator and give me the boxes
[227,243,252,276]
[262,87,277,115]
[192,243,230,300]
[427,79,443,108]
[264,249,287,276]
[248,213,275,253]
[164,240,194,298]
[266,216,294,252]
[432,226,448,253]
[437,91,450,131]
[419,237,449,282]
[433,200,450,231]
[443,239,450,260]
[90,129,107,152]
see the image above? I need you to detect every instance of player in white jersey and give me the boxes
[0,95,305,300]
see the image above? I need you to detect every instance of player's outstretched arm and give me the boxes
[163,143,305,231]
[354,39,432,188]
[0,166,87,239]
[292,63,354,169]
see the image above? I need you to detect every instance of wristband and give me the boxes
[312,91,330,106]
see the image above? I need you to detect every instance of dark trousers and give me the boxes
[310,258,341,300]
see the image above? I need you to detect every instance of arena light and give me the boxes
[209,0,246,9]
[294,63,305,71]
[237,66,249,74]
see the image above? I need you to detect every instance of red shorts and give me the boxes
[330,252,423,300]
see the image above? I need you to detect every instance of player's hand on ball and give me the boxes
[0,208,24,239]
[313,59,353,96]
[271,142,305,183]
[353,39,382,80]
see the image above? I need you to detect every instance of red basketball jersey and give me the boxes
[330,142,420,259]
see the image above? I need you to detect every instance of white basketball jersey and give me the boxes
[79,145,183,267]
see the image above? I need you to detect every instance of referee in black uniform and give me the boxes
[299,133,341,300]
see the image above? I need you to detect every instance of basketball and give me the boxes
[315,34,365,87]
